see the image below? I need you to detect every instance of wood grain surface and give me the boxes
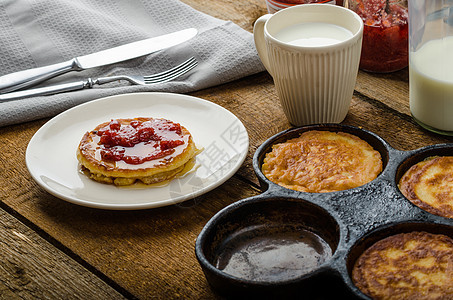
[0,0,452,299]
[0,206,125,300]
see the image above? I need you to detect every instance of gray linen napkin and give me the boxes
[0,0,264,127]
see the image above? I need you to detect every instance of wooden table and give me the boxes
[1,0,452,299]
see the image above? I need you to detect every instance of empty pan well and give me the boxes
[195,196,340,297]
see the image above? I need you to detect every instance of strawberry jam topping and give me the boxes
[355,0,408,72]
[94,119,185,165]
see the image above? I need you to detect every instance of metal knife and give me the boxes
[0,28,197,93]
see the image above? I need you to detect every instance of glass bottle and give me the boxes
[408,0,453,135]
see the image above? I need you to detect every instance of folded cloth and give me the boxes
[0,0,264,127]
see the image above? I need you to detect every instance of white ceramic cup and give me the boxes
[254,4,363,126]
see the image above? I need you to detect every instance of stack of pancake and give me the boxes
[77,117,198,186]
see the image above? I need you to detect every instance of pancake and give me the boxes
[261,130,382,193]
[399,156,453,219]
[352,231,453,299]
[77,117,198,186]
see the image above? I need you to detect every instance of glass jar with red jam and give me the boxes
[345,0,408,73]
[265,0,339,14]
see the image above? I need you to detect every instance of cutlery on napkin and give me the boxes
[0,57,198,101]
[0,28,197,93]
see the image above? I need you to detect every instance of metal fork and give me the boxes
[0,57,198,101]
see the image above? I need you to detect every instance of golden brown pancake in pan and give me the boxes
[77,117,198,186]
[262,130,382,193]
[352,231,453,299]
[399,156,453,219]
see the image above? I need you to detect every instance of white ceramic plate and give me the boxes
[26,93,249,210]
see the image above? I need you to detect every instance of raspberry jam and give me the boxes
[350,0,408,73]
[94,119,186,165]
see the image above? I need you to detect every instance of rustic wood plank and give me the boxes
[355,68,411,116]
[346,93,453,150]
[0,119,261,298]
[0,0,452,299]
[0,207,126,300]
[181,0,267,32]
[1,67,450,298]
[1,175,260,299]
[191,72,289,184]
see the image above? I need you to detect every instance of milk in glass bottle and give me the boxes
[409,0,453,135]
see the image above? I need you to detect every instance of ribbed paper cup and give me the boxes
[254,4,363,126]
[270,40,362,125]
